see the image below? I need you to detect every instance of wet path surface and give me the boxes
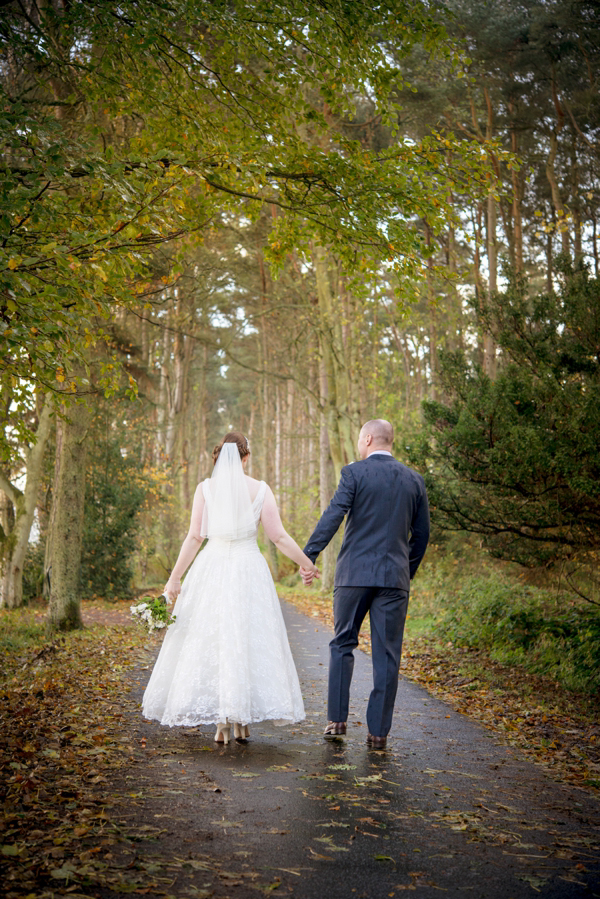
[118,602,600,898]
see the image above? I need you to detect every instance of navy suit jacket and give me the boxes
[303,454,430,591]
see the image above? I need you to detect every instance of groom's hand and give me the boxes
[300,566,316,586]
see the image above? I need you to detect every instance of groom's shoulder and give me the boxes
[356,456,426,487]
[398,460,428,495]
[392,457,426,482]
[347,456,397,477]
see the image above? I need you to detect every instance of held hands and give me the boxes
[300,565,320,587]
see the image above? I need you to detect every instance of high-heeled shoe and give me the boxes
[215,721,230,745]
[234,723,249,743]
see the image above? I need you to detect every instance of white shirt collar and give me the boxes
[368,450,392,457]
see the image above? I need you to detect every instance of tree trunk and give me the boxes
[445,168,463,353]
[258,251,279,578]
[307,361,318,517]
[156,324,170,465]
[285,378,294,529]
[165,302,191,464]
[314,247,356,480]
[484,192,498,379]
[48,400,90,631]
[570,128,583,262]
[546,131,570,258]
[472,202,485,368]
[484,92,498,380]
[509,107,524,274]
[425,222,438,399]
[247,405,255,477]
[546,205,555,295]
[274,382,282,512]
[0,397,53,608]
[195,342,210,485]
[0,491,15,589]
[318,355,334,592]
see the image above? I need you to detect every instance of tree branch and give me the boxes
[0,470,22,506]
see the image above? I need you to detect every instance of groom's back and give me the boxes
[334,455,429,590]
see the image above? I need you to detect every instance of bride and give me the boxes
[142,431,319,744]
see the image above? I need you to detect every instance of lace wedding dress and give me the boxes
[142,463,305,729]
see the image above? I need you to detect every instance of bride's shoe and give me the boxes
[234,723,249,743]
[215,721,230,745]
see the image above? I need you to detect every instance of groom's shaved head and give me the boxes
[361,419,394,447]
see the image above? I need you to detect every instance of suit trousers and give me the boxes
[328,585,409,738]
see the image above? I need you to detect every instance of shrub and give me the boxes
[414,264,600,598]
[21,540,46,604]
[80,435,145,600]
[437,573,600,695]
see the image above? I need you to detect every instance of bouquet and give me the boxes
[130,594,176,634]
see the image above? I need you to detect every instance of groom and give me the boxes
[301,419,430,749]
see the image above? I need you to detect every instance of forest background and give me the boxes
[1,0,599,727]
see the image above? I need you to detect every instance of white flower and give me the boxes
[131,602,148,615]
[131,596,176,632]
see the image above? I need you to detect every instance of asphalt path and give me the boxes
[118,601,600,899]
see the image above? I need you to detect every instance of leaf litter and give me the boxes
[0,606,254,897]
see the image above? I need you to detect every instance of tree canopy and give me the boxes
[1,0,493,463]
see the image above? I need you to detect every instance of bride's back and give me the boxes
[244,474,264,503]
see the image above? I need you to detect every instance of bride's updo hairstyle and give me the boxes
[212,431,250,465]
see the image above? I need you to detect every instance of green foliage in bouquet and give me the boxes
[130,596,176,634]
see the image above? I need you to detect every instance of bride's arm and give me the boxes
[261,486,319,574]
[164,484,206,598]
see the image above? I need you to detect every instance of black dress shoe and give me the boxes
[324,722,347,740]
[366,733,387,750]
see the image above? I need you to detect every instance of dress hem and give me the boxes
[143,712,305,729]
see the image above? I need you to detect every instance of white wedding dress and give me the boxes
[142,473,305,728]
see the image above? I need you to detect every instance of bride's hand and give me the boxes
[164,578,181,601]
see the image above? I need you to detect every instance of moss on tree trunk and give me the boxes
[48,401,90,632]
